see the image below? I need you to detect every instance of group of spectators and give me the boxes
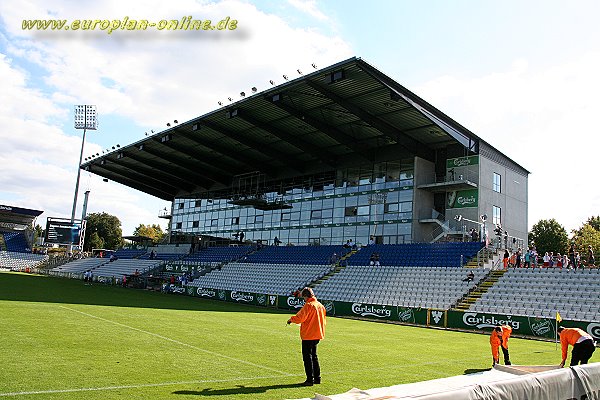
[502,244,595,269]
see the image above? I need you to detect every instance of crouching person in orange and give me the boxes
[490,325,512,366]
[558,326,596,367]
[287,287,326,386]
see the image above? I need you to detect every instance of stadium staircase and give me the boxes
[453,269,507,310]
[308,249,357,288]
[464,246,497,268]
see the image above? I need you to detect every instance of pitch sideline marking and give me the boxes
[0,375,284,397]
[59,305,292,376]
[0,355,489,397]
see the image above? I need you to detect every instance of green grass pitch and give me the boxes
[0,272,594,399]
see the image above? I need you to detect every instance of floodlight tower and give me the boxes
[71,105,97,231]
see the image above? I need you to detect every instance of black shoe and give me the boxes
[314,379,321,384]
[301,380,313,386]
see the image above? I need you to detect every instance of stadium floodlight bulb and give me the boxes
[74,105,98,130]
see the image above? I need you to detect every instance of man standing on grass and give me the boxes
[490,324,512,366]
[287,287,326,386]
[558,326,596,367]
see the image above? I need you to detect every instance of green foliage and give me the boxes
[2,272,591,400]
[132,223,166,244]
[33,224,44,244]
[571,222,600,266]
[528,218,569,255]
[83,212,124,251]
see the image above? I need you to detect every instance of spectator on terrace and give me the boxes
[575,252,581,269]
[470,228,479,242]
[343,240,351,249]
[134,269,140,276]
[543,252,550,267]
[274,236,282,246]
[149,250,156,259]
[503,250,510,269]
[587,245,595,267]
[239,231,245,243]
[549,252,555,268]
[462,271,475,282]
[369,253,380,266]
[562,253,570,269]
[170,275,175,285]
[515,248,522,268]
[109,254,118,262]
[524,248,531,268]
[368,236,375,246]
[122,275,127,287]
[568,244,576,269]
[531,246,538,268]
[329,253,339,265]
[556,253,563,268]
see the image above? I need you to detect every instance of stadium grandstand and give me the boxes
[0,204,47,270]
[50,56,596,341]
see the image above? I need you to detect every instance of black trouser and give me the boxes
[501,346,511,365]
[302,340,320,383]
[571,339,596,366]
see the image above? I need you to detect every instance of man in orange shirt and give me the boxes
[490,325,512,366]
[287,287,327,386]
[558,326,596,367]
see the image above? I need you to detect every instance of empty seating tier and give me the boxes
[470,268,600,322]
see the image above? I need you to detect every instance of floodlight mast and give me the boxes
[71,105,97,250]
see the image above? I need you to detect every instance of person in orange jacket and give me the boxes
[490,325,512,366]
[558,326,596,367]
[287,287,327,386]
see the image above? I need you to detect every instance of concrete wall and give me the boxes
[479,155,528,245]
[412,157,436,242]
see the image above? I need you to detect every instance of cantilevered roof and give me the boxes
[0,204,43,230]
[81,57,528,201]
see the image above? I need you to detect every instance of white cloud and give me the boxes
[287,0,329,21]
[415,52,600,233]
[0,0,353,236]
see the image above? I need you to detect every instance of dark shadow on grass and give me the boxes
[172,382,305,396]
[464,368,490,374]
[0,272,289,314]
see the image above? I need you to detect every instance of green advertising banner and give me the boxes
[334,301,398,321]
[447,310,557,339]
[182,287,600,342]
[446,155,479,169]
[447,189,478,209]
[427,309,447,328]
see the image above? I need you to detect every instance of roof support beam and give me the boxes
[174,130,270,174]
[160,139,240,175]
[304,80,434,160]
[109,155,196,191]
[236,112,336,168]
[96,161,183,193]
[268,100,373,163]
[133,147,215,189]
[146,140,232,185]
[88,165,174,200]
[201,119,305,173]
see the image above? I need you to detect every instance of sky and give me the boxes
[1,0,599,237]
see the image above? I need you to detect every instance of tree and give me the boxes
[571,215,600,237]
[83,212,124,251]
[132,224,166,245]
[571,221,600,266]
[33,224,44,245]
[528,219,568,256]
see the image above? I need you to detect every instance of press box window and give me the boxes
[175,222,182,229]
[192,221,199,228]
[178,202,184,209]
[345,206,358,216]
[211,219,218,226]
[231,217,239,225]
[254,215,263,223]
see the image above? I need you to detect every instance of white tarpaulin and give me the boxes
[294,363,600,400]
